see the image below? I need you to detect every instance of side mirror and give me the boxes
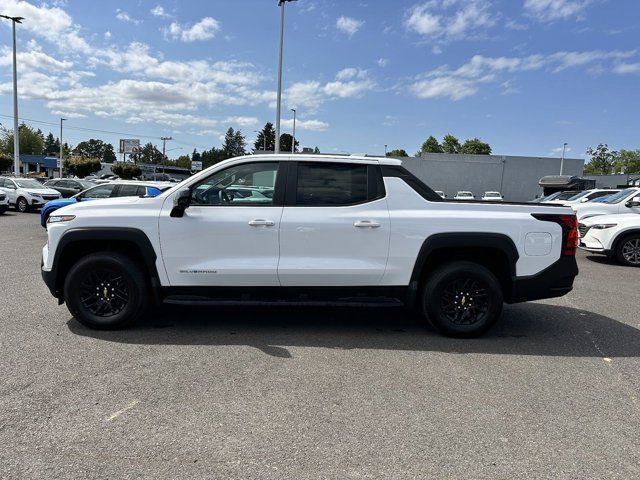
[626,196,640,208]
[580,197,589,203]
[170,188,191,218]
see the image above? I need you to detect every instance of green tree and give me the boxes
[441,134,461,154]
[43,133,60,156]
[460,138,492,155]
[111,162,142,179]
[172,155,193,169]
[73,139,117,163]
[419,135,443,155]
[386,149,409,157]
[192,149,202,163]
[201,147,227,168]
[254,122,276,152]
[222,128,246,158]
[313,146,320,154]
[131,142,163,164]
[613,149,640,174]
[0,153,12,172]
[279,133,299,153]
[64,157,102,178]
[1,123,45,155]
[584,144,617,175]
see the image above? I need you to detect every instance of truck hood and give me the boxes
[56,196,141,214]
[581,213,640,226]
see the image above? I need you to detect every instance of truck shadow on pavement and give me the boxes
[67,303,640,358]
[66,302,640,359]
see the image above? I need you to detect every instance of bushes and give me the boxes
[111,162,142,179]
[0,154,12,173]
[64,157,101,178]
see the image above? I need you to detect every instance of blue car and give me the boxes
[40,182,168,227]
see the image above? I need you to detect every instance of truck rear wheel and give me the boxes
[64,252,149,330]
[422,261,503,337]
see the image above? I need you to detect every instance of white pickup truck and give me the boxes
[42,155,579,337]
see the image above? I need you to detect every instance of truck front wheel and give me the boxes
[422,261,503,337]
[64,252,149,330]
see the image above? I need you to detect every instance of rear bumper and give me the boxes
[507,255,579,303]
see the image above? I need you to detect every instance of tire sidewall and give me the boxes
[423,262,503,337]
[16,197,28,213]
[64,253,147,329]
[616,234,640,267]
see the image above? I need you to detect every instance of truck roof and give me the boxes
[230,154,403,166]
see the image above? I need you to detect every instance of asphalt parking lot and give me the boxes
[1,211,639,479]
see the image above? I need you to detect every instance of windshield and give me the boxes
[15,179,45,189]
[567,191,589,201]
[541,192,561,201]
[79,181,95,189]
[458,192,472,197]
[605,188,637,204]
[555,191,579,200]
[485,192,500,197]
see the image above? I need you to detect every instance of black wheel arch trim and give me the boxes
[45,227,161,302]
[407,232,520,305]
[612,229,640,253]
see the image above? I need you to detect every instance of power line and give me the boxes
[0,113,210,150]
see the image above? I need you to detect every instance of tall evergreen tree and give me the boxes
[253,122,276,152]
[279,133,299,153]
[441,134,461,154]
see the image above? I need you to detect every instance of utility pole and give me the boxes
[275,1,296,154]
[1,15,24,175]
[560,142,567,175]
[59,118,66,178]
[291,108,296,153]
[161,136,172,175]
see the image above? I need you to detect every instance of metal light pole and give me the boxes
[274,0,296,154]
[59,118,66,178]
[560,142,567,175]
[161,136,172,175]
[291,108,296,153]
[1,15,24,175]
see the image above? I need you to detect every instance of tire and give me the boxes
[64,252,149,329]
[615,234,640,267]
[422,261,503,338]
[16,197,28,213]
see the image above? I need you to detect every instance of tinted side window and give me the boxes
[84,185,116,199]
[296,162,368,206]
[191,162,278,206]
[117,185,142,197]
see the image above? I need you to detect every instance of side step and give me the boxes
[163,295,404,307]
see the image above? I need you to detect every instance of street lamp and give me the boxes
[274,0,296,154]
[291,108,296,153]
[384,144,388,156]
[560,142,568,175]
[160,136,173,174]
[1,14,24,175]
[59,118,66,178]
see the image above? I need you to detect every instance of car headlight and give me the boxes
[47,215,75,224]
[592,223,617,229]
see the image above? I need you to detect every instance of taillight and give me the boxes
[531,213,579,256]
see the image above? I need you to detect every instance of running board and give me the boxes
[163,295,404,307]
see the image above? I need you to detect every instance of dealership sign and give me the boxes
[119,139,140,154]
[191,161,203,171]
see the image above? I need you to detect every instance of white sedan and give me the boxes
[579,213,640,266]
[453,191,474,200]
[573,187,640,220]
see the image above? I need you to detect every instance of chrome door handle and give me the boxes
[248,219,275,227]
[354,220,381,228]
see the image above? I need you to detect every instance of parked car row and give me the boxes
[433,190,504,201]
[572,187,640,267]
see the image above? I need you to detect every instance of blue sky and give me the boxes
[0,0,638,160]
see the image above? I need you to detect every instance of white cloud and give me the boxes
[285,68,375,111]
[336,16,364,36]
[524,0,593,22]
[165,17,220,42]
[115,9,140,25]
[613,62,640,74]
[281,118,329,131]
[404,0,496,40]
[150,5,171,18]
[377,58,389,67]
[408,49,637,100]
